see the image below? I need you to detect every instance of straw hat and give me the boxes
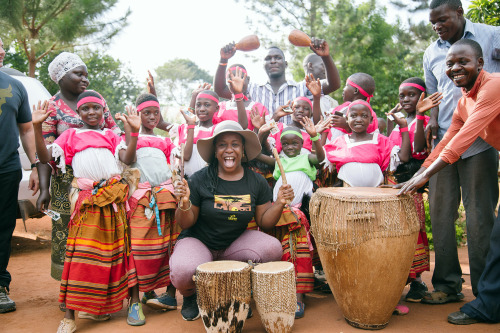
[197,120,262,163]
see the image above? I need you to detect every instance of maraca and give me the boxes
[235,35,260,52]
[288,29,311,47]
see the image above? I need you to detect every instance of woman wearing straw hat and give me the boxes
[170,120,293,321]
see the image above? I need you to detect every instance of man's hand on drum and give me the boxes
[398,173,429,195]
[174,178,190,208]
[276,184,294,206]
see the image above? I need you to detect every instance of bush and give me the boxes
[424,198,467,251]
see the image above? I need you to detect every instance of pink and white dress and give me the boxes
[388,116,429,160]
[51,128,123,181]
[324,133,401,187]
[213,101,269,131]
[169,124,214,177]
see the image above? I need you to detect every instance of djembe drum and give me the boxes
[195,261,252,333]
[309,187,420,330]
[252,262,296,333]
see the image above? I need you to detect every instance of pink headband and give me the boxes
[347,79,373,102]
[77,96,104,110]
[137,100,160,112]
[294,96,313,110]
[347,100,374,115]
[400,83,426,92]
[228,66,248,75]
[197,93,219,104]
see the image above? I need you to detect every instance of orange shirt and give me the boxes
[423,70,500,168]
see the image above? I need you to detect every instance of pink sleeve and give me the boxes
[53,129,74,166]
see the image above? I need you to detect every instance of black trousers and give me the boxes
[461,204,500,323]
[428,147,499,296]
[0,169,22,290]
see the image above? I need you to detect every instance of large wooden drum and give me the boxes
[252,262,296,333]
[309,188,420,330]
[195,261,252,333]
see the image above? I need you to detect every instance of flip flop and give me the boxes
[421,291,464,304]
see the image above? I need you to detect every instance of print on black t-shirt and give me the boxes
[214,195,251,212]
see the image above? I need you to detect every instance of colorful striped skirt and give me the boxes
[59,178,130,315]
[267,207,314,294]
[127,187,180,292]
[409,192,430,279]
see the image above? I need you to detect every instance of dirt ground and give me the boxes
[3,217,500,333]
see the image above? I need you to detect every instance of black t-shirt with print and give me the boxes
[179,166,272,250]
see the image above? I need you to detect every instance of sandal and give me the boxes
[393,304,409,315]
[421,290,464,304]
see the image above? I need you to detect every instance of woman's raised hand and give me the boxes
[32,100,51,125]
[125,105,141,133]
[315,115,332,133]
[274,100,292,120]
[300,116,317,137]
[305,74,322,97]
[416,92,443,115]
[220,42,237,60]
[387,110,408,129]
[191,82,212,98]
[180,107,196,126]
[228,67,247,95]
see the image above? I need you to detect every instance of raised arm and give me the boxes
[32,101,54,163]
[301,116,325,165]
[214,43,236,100]
[389,113,411,163]
[310,38,341,94]
[228,67,249,129]
[305,74,323,124]
[416,92,443,152]
[117,106,140,165]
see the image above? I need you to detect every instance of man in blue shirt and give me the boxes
[421,0,500,307]
[0,37,39,313]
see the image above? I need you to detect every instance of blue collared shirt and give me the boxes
[423,19,500,158]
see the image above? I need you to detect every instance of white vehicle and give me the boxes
[0,67,52,223]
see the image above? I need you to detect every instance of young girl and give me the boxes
[212,64,269,132]
[260,96,317,154]
[125,93,180,326]
[256,116,324,319]
[321,73,379,145]
[324,100,411,187]
[387,78,442,303]
[32,90,140,333]
[168,87,218,177]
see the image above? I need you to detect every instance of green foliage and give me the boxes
[155,58,213,106]
[424,198,467,251]
[467,0,500,26]
[0,0,130,76]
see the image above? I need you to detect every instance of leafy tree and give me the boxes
[467,0,500,25]
[390,0,429,12]
[154,58,213,106]
[0,0,130,77]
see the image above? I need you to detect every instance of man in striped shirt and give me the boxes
[215,39,340,125]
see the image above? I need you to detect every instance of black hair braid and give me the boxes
[208,159,220,195]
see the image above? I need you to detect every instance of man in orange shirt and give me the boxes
[401,39,500,325]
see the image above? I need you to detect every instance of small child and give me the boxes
[212,64,269,132]
[32,90,140,333]
[125,93,180,326]
[324,100,411,187]
[256,116,324,319]
[168,87,218,177]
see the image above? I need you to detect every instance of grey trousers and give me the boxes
[428,147,499,296]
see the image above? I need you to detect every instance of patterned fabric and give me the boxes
[267,207,314,294]
[59,178,129,315]
[127,186,181,292]
[409,193,430,279]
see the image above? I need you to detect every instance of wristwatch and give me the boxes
[31,163,37,169]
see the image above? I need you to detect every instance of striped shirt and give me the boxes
[247,80,311,125]
[423,19,500,158]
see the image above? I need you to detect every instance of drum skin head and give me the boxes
[253,261,294,273]
[197,260,249,272]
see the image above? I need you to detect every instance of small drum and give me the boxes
[195,261,252,333]
[309,187,420,330]
[252,262,296,333]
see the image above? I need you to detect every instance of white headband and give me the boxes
[48,52,87,84]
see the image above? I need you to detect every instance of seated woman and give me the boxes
[170,120,293,321]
